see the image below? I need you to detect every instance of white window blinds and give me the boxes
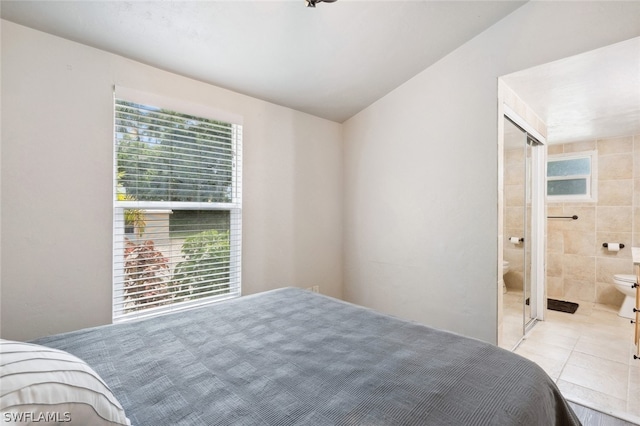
[113,96,242,321]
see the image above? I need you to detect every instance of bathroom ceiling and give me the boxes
[501,37,640,145]
[0,0,525,123]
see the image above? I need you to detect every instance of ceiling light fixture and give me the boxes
[306,0,337,7]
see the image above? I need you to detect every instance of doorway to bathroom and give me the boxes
[496,37,640,421]
[499,104,546,350]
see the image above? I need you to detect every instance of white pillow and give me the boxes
[0,339,130,426]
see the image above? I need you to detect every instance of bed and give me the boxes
[3,288,579,425]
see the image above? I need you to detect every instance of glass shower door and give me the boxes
[503,116,543,346]
[503,117,529,346]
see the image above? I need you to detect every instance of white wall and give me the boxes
[3,2,640,344]
[1,21,343,341]
[342,1,640,344]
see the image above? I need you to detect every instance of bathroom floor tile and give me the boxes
[594,303,621,314]
[514,342,570,380]
[500,329,523,351]
[627,363,640,419]
[628,403,640,420]
[515,351,563,380]
[557,379,628,415]
[585,309,636,329]
[573,334,634,365]
[586,322,637,341]
[573,302,596,317]
[525,326,580,350]
[560,348,629,401]
[508,297,638,420]
[544,310,589,329]
[629,364,640,405]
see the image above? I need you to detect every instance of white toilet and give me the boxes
[613,274,637,319]
[502,260,510,294]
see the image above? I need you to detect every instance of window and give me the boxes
[113,96,242,321]
[546,151,597,202]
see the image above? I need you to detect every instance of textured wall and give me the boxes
[1,21,343,341]
[343,2,640,344]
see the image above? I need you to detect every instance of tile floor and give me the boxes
[502,291,640,424]
[501,290,532,351]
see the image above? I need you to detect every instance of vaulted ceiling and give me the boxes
[2,1,638,143]
[1,0,525,123]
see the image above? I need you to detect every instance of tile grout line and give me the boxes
[626,341,636,415]
[550,306,640,421]
[506,292,637,419]
[555,325,581,385]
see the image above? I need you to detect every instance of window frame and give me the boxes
[546,150,597,203]
[112,89,242,322]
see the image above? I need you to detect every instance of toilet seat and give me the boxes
[614,274,637,284]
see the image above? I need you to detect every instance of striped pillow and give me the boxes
[0,339,130,425]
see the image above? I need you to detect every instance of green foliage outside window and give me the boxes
[174,229,231,299]
[115,99,237,316]
[115,101,234,203]
[122,229,231,313]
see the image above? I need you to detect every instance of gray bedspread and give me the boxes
[33,288,580,425]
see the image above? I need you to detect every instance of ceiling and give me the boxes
[3,2,637,139]
[502,37,640,145]
[1,0,526,123]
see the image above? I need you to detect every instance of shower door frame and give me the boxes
[503,105,547,332]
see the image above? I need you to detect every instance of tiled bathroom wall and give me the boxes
[503,144,527,291]
[546,135,639,307]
